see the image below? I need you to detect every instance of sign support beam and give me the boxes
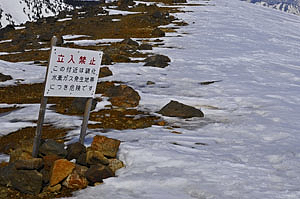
[32,36,57,158]
[79,98,93,144]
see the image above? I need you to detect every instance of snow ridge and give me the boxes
[0,0,72,29]
[243,0,300,15]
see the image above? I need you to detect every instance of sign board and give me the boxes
[44,46,103,98]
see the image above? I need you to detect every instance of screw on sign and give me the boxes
[32,36,103,157]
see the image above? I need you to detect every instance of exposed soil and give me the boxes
[0,125,71,155]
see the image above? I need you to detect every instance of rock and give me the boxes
[39,139,67,158]
[65,98,97,114]
[85,165,114,184]
[50,159,75,186]
[91,135,121,158]
[9,148,32,163]
[14,158,43,170]
[146,81,155,85]
[12,170,43,195]
[110,54,131,62]
[74,164,88,176]
[121,38,139,46]
[144,54,171,68]
[101,53,113,65]
[39,33,53,42]
[108,159,125,173]
[151,28,165,37]
[99,66,113,78]
[172,0,187,3]
[86,149,109,166]
[0,73,13,82]
[0,25,15,37]
[63,170,88,189]
[66,142,86,161]
[0,163,16,186]
[138,43,152,50]
[76,152,87,166]
[0,165,43,195]
[117,0,135,8]
[47,184,61,193]
[41,155,62,184]
[104,84,140,107]
[18,171,44,193]
[158,100,204,118]
[152,10,164,19]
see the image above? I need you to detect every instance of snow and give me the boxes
[1,0,300,198]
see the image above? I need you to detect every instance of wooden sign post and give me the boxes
[32,36,103,157]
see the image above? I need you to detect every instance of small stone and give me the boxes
[86,149,109,165]
[104,84,140,108]
[74,164,88,176]
[47,184,61,193]
[146,81,155,85]
[158,100,204,118]
[9,148,32,163]
[68,98,97,114]
[144,54,171,68]
[76,152,87,166]
[66,142,86,161]
[91,135,121,158]
[63,170,88,189]
[14,158,43,170]
[85,165,114,184]
[108,159,125,173]
[39,139,67,158]
[121,38,139,46]
[0,73,13,82]
[99,66,113,78]
[50,159,75,186]
[151,28,165,37]
[138,43,153,50]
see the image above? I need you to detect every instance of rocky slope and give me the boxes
[243,0,300,15]
[0,0,72,28]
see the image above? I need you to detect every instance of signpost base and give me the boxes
[79,98,93,144]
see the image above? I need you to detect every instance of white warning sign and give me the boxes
[44,46,103,98]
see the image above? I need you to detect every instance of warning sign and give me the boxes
[44,47,103,98]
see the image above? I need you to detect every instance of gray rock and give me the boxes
[151,28,165,37]
[144,54,171,68]
[138,43,152,50]
[121,38,139,46]
[99,66,113,78]
[158,100,204,118]
[76,152,87,166]
[0,73,12,82]
[14,158,43,170]
[86,149,109,166]
[70,98,97,114]
[85,165,114,184]
[0,164,43,195]
[11,170,43,195]
[66,142,86,161]
[39,139,67,158]
[101,53,113,65]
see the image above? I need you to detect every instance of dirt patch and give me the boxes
[0,2,182,64]
[89,108,163,130]
[0,125,71,154]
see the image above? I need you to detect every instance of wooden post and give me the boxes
[79,98,93,144]
[32,36,57,158]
